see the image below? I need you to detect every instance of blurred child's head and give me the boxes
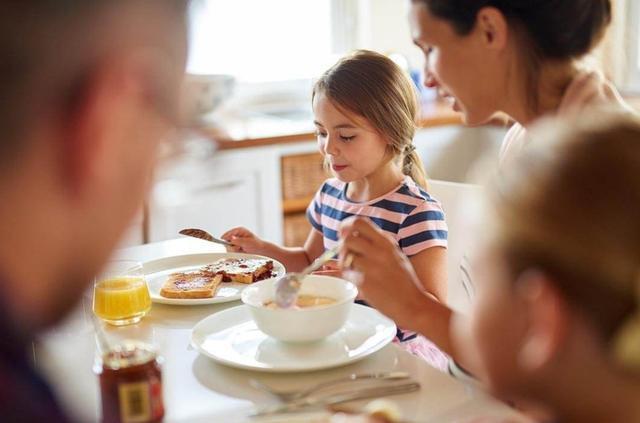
[459,112,640,409]
[312,50,428,188]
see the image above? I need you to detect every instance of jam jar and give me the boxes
[95,341,164,423]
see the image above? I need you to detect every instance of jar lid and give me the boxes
[101,341,156,370]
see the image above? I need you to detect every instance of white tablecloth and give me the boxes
[35,238,526,422]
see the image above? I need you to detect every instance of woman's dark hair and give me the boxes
[419,0,611,59]
[417,0,612,110]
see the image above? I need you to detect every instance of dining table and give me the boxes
[35,237,528,422]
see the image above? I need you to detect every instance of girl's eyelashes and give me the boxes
[314,130,355,142]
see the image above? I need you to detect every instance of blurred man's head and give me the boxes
[0,1,188,330]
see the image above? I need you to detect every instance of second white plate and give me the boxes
[144,253,285,305]
[191,304,397,372]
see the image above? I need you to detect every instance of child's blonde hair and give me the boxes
[312,50,428,188]
[489,111,640,370]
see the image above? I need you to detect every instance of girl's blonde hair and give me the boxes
[489,111,640,370]
[312,50,428,188]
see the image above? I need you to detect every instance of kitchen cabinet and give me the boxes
[147,144,283,244]
[145,137,327,249]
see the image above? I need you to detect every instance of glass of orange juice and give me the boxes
[93,260,151,326]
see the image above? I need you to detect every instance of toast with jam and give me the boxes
[159,271,223,299]
[202,258,274,284]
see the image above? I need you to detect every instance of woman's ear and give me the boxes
[475,6,509,51]
[515,270,569,372]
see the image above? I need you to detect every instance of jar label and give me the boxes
[118,381,151,423]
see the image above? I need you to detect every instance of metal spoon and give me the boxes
[274,243,346,308]
[179,228,233,247]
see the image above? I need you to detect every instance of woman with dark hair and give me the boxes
[338,0,630,368]
[411,0,628,163]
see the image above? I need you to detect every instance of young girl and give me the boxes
[455,113,640,422]
[222,50,449,369]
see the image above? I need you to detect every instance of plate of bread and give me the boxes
[143,253,285,305]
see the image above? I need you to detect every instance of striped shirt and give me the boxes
[306,176,449,368]
[306,176,448,256]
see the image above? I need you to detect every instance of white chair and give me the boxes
[427,179,482,315]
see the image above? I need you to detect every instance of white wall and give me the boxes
[355,0,424,69]
[415,126,506,184]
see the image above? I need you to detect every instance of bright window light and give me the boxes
[187,0,338,82]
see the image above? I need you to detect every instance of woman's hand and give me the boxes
[221,227,267,254]
[338,217,455,355]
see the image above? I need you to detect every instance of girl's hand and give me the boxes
[338,217,426,329]
[221,227,266,254]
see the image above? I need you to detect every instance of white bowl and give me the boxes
[241,275,358,343]
[180,73,235,121]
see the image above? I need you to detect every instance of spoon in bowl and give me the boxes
[179,228,234,247]
[274,243,353,308]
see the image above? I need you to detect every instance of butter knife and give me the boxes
[179,228,233,247]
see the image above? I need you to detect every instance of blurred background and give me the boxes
[184,0,640,112]
[125,0,640,256]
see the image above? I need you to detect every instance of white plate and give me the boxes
[143,253,285,305]
[191,304,396,372]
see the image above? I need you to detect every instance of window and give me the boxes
[624,0,640,90]
[187,0,356,83]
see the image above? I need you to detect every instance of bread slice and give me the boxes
[160,272,223,299]
[203,258,274,284]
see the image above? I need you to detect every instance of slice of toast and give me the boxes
[203,258,274,284]
[160,272,223,299]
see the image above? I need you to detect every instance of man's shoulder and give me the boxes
[0,337,71,423]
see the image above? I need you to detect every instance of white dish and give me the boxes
[143,253,285,305]
[191,304,396,372]
[241,276,358,342]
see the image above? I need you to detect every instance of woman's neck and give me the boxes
[347,161,404,203]
[504,61,580,127]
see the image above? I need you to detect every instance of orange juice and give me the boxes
[93,277,151,325]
